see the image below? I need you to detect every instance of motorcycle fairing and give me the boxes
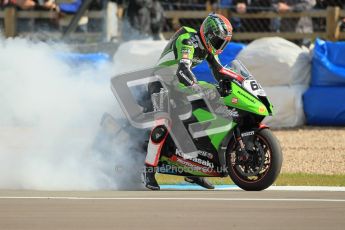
[224,82,273,116]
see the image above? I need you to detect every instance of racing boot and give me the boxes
[143,165,160,190]
[185,176,215,189]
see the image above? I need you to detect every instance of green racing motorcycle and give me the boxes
[102,59,283,191]
[153,59,283,191]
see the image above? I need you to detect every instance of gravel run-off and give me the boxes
[272,126,345,175]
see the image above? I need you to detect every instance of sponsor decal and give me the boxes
[174,157,219,175]
[241,131,254,137]
[259,106,266,114]
[193,59,203,64]
[175,157,208,172]
[231,97,238,104]
[178,70,194,85]
[176,157,199,168]
[198,151,214,160]
[180,58,192,65]
[190,36,200,48]
[182,49,190,59]
[193,158,214,168]
[175,149,214,168]
[182,48,190,53]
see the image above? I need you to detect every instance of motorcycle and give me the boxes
[103,59,283,191]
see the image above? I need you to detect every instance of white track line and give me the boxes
[162,185,345,192]
[0,197,344,202]
[267,186,345,192]
[214,186,345,192]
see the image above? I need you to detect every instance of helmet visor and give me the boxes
[210,35,229,51]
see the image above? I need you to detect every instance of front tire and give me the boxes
[227,128,283,191]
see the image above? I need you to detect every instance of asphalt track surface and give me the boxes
[0,189,344,230]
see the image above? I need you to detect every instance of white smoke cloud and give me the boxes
[0,37,145,190]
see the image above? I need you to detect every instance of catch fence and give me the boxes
[0,0,345,43]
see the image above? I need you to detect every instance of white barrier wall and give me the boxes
[237,37,311,128]
[237,37,311,87]
[263,85,308,128]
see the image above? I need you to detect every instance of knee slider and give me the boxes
[151,125,168,143]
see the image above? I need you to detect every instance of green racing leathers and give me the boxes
[145,26,230,167]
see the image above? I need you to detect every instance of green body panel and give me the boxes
[184,26,197,33]
[224,82,270,116]
[176,32,194,60]
[192,108,236,150]
[158,26,196,67]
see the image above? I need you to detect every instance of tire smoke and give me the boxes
[0,37,145,190]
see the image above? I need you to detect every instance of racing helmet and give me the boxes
[200,13,233,55]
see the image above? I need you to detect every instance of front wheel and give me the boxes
[227,128,283,191]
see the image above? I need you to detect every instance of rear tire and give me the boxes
[227,128,283,191]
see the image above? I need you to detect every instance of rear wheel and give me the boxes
[227,128,283,191]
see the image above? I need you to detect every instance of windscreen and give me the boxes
[230,59,252,79]
[230,59,266,97]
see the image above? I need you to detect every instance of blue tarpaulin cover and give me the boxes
[59,0,82,14]
[311,38,345,86]
[303,86,345,125]
[192,42,246,83]
[56,52,110,66]
[219,0,233,8]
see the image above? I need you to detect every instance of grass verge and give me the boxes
[156,173,345,186]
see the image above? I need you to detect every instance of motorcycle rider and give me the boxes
[144,13,233,190]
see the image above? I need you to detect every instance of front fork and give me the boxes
[233,123,269,164]
[234,127,251,163]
